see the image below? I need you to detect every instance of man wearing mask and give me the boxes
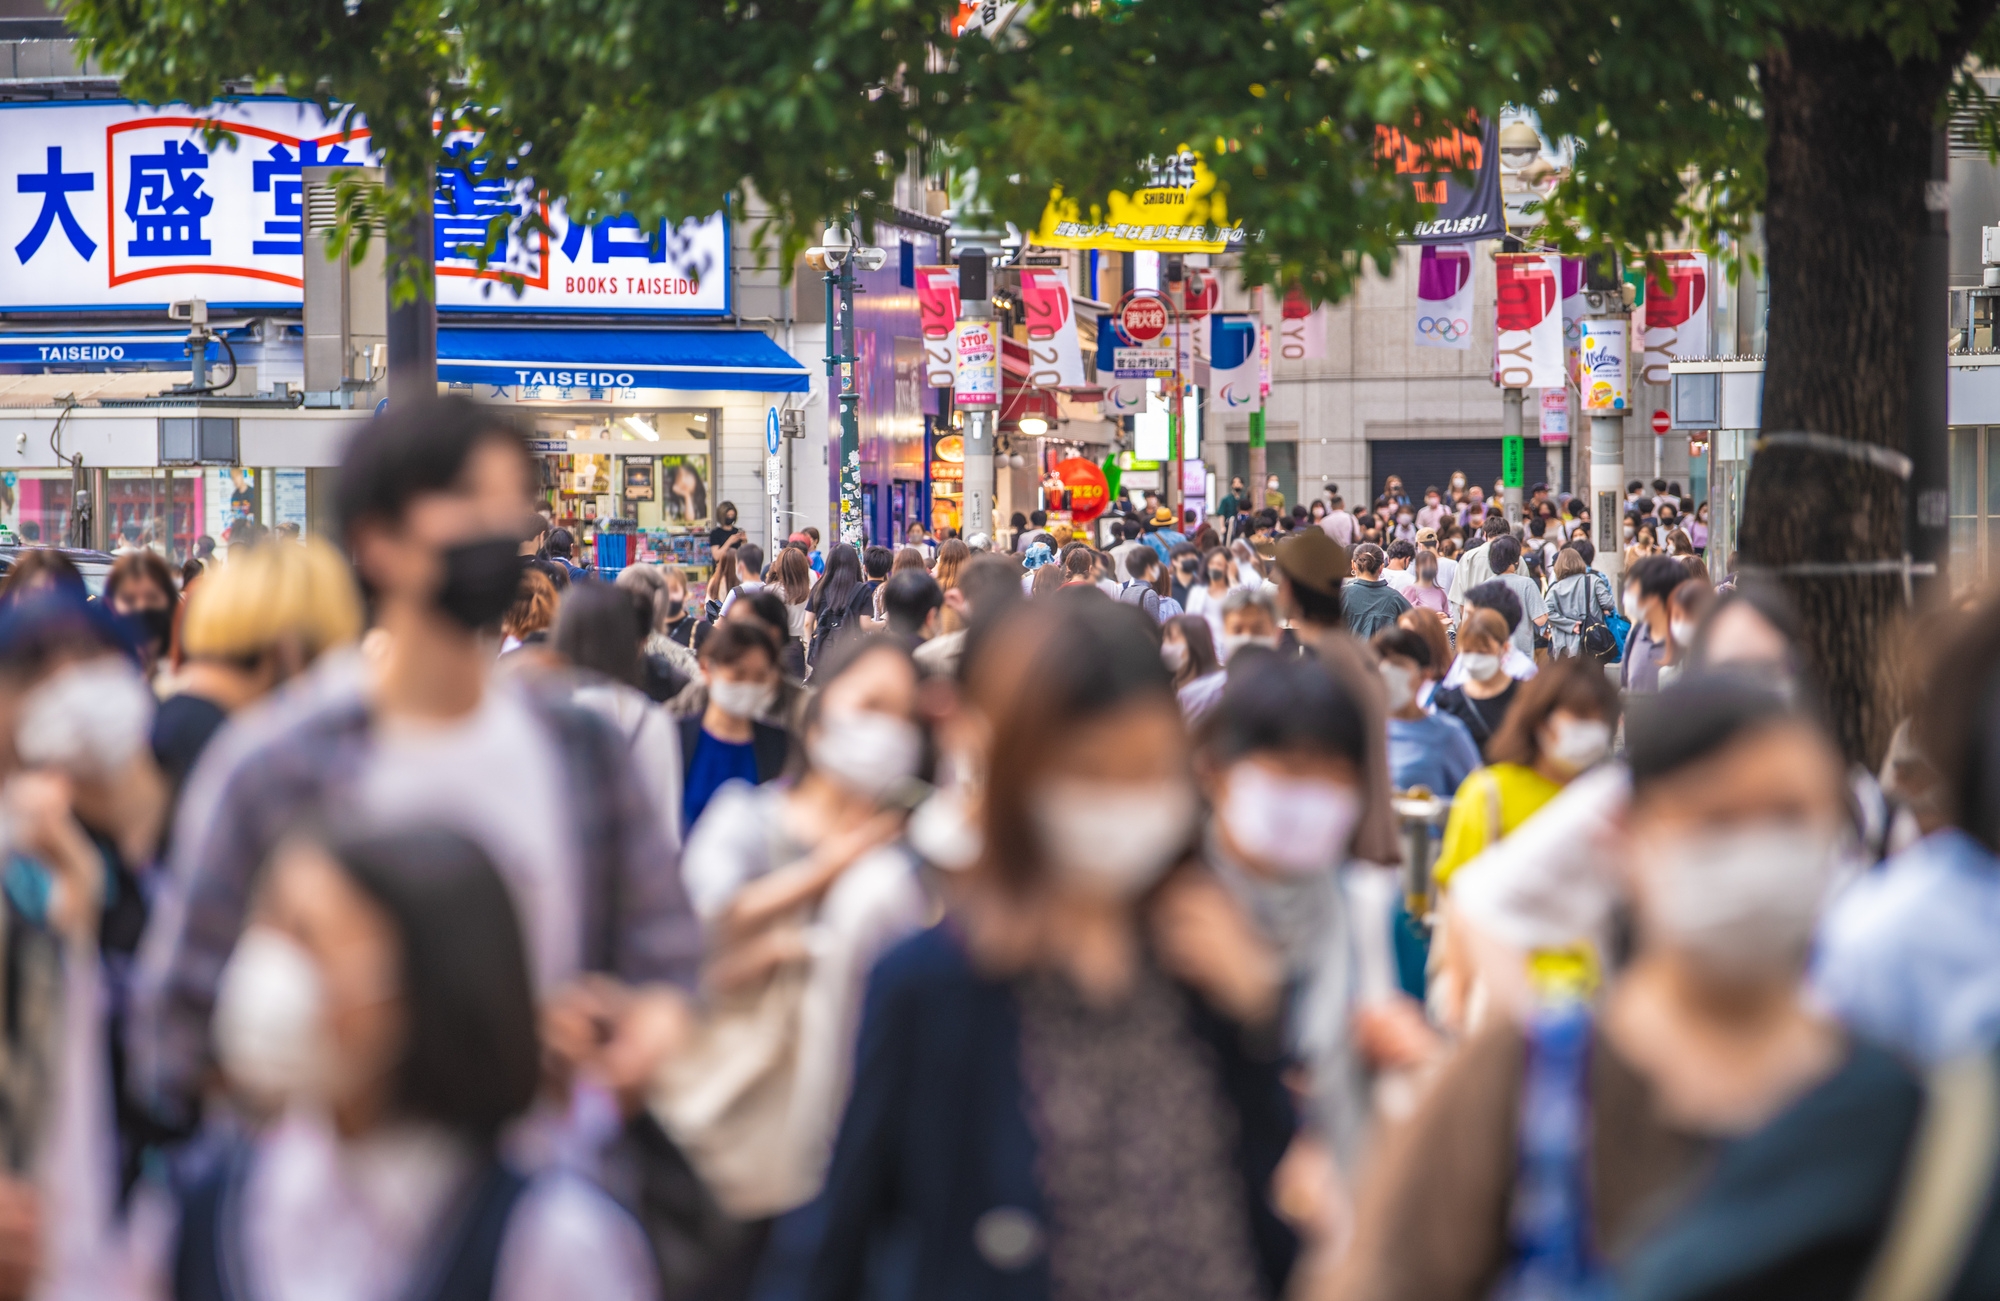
[132,396,703,1135]
[1621,556,1686,693]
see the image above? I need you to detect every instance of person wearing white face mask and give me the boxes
[1162,615,1228,723]
[1333,676,1941,1301]
[813,596,1303,1301]
[1194,652,1440,1264]
[202,829,657,1301]
[1430,610,1522,757]
[1620,556,1686,693]
[678,621,790,834]
[1218,585,1285,663]
[1373,627,1480,798]
[1430,656,1621,910]
[666,636,930,1250]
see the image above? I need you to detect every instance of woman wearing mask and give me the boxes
[1404,550,1449,620]
[664,637,931,1260]
[1198,653,1437,1192]
[156,537,365,805]
[1229,538,1265,590]
[1185,549,1234,648]
[105,550,180,679]
[1373,627,1479,798]
[1429,610,1519,756]
[199,828,656,1300]
[1431,657,1619,898]
[1688,502,1710,555]
[1330,675,1893,1301]
[706,549,743,622]
[812,598,1299,1301]
[1162,615,1226,722]
[656,566,700,650]
[1544,547,1614,661]
[680,621,790,833]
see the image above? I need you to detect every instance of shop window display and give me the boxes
[526,409,716,574]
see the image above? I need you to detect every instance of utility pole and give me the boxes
[806,221,886,546]
[959,247,996,539]
[1583,303,1631,589]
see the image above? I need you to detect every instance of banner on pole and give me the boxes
[1493,253,1563,390]
[1416,244,1474,351]
[916,267,961,388]
[1639,251,1710,386]
[1019,267,1086,388]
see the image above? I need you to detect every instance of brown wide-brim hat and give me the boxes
[1275,528,1349,598]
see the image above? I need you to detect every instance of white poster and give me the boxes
[1493,253,1563,390]
[1019,268,1085,388]
[1415,243,1474,351]
[1561,256,1587,386]
[1101,377,1148,419]
[0,100,728,314]
[953,320,999,408]
[1639,251,1710,386]
[1539,387,1570,443]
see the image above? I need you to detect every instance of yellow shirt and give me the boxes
[1431,762,1565,893]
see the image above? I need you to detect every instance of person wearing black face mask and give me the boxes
[131,396,704,1148]
[709,500,744,562]
[105,549,180,679]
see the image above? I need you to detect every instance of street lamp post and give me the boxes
[806,222,886,547]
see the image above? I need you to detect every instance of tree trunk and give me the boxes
[1741,18,1989,767]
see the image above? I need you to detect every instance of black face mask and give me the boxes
[435,537,525,630]
[136,606,173,653]
[720,511,737,526]
[665,598,686,619]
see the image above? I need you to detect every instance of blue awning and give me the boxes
[438,326,810,393]
[0,330,217,372]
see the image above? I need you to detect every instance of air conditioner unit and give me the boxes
[301,166,388,396]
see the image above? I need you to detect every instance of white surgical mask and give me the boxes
[1380,662,1417,712]
[1221,633,1279,662]
[1460,651,1502,682]
[1623,591,1643,622]
[1543,717,1611,775]
[809,708,923,798]
[710,677,775,719]
[1452,476,1466,489]
[1221,765,1361,877]
[1032,778,1195,897]
[1670,619,1696,647]
[212,927,328,1105]
[17,657,154,777]
[1161,641,1189,672]
[1641,824,1836,976]
[1398,514,1413,527]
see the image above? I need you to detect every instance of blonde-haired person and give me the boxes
[155,536,364,802]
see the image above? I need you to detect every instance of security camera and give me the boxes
[852,247,888,272]
[168,298,208,326]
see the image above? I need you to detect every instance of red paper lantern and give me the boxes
[1054,457,1111,524]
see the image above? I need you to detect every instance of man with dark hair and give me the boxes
[1341,542,1409,640]
[133,396,702,1135]
[1120,546,1164,621]
[544,526,587,581]
[1446,514,1516,622]
[1485,534,1549,659]
[1382,537,1418,593]
[883,568,945,641]
[1622,554,1691,693]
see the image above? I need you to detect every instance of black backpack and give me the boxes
[1578,572,1619,662]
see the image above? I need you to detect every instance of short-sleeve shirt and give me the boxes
[1494,573,1547,657]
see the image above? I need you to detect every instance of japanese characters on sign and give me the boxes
[952,321,999,408]
[1,101,729,314]
[1036,150,1245,254]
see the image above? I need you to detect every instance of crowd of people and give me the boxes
[0,396,1990,1301]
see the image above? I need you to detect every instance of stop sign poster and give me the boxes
[1639,251,1709,386]
[1493,253,1564,390]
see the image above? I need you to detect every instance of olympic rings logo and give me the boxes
[1417,316,1470,341]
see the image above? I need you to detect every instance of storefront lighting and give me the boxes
[1018,414,1049,437]
[621,416,661,441]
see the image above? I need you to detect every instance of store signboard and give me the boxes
[1037,150,1245,254]
[0,99,728,314]
[1113,347,1174,379]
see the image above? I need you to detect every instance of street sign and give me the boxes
[1539,388,1570,444]
[766,407,781,455]
[1119,296,1170,343]
[1650,408,1671,435]
[1502,435,1526,489]
[1113,347,1175,379]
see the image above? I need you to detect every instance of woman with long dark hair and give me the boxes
[805,544,865,671]
[811,594,1299,1301]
